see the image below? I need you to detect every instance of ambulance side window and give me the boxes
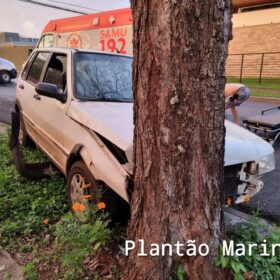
[38,34,54,48]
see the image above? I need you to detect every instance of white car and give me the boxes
[0,57,17,83]
[11,48,275,216]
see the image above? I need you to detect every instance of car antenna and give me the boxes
[115,48,120,53]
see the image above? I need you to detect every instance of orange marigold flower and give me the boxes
[43,218,49,225]
[72,203,86,212]
[83,183,91,189]
[226,197,232,205]
[243,196,250,204]
[97,202,106,210]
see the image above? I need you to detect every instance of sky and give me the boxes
[0,0,130,38]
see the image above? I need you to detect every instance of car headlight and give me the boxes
[247,153,275,175]
[257,153,275,175]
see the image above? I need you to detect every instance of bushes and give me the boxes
[53,209,112,279]
[216,214,280,280]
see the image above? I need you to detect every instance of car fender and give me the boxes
[67,131,130,202]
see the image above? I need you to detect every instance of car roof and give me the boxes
[34,47,133,59]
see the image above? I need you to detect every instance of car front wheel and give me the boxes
[0,71,11,83]
[67,160,129,223]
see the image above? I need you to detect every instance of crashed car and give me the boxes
[11,48,275,214]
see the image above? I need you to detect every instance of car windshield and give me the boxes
[74,52,133,102]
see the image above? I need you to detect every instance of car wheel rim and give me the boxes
[70,174,92,209]
[2,73,10,82]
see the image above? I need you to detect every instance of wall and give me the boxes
[0,45,33,71]
[232,7,280,27]
[227,8,280,78]
[229,23,280,54]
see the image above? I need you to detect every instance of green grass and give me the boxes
[227,77,280,91]
[0,133,68,246]
[0,132,116,279]
[250,92,280,98]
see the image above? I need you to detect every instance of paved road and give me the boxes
[0,82,279,222]
[0,80,16,124]
[228,102,280,224]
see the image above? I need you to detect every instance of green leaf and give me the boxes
[231,261,241,273]
[93,241,101,251]
[176,265,184,280]
[239,263,247,273]
[221,256,228,269]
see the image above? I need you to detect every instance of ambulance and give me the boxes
[37,1,268,54]
[37,8,133,55]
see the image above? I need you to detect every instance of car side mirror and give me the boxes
[35,82,67,103]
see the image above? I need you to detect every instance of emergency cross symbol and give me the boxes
[67,33,83,48]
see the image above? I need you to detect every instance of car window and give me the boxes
[27,52,50,85]
[21,52,37,80]
[43,54,67,93]
[38,34,54,48]
[74,53,133,102]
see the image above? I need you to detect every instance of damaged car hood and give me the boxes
[67,101,134,151]
[67,101,274,166]
[224,120,274,166]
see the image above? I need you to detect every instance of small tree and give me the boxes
[123,0,232,279]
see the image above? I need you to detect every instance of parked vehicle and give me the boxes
[36,1,256,54]
[11,48,275,216]
[38,8,132,55]
[0,57,17,83]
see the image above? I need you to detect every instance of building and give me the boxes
[0,32,38,70]
[227,2,280,79]
[0,32,38,47]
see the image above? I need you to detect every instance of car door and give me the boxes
[33,51,70,171]
[17,51,51,141]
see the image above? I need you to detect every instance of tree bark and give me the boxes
[123,1,232,279]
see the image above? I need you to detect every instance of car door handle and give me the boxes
[19,84,24,89]
[33,94,41,100]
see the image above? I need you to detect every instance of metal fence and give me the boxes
[226,52,280,86]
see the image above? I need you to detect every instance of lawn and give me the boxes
[227,77,280,98]
[0,132,118,279]
[250,92,280,98]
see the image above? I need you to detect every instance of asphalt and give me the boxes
[0,79,16,124]
[228,102,280,224]
[1,80,280,223]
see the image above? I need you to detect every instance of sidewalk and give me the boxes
[250,96,280,104]
[0,248,23,280]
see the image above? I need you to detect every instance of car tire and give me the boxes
[67,160,130,224]
[19,112,34,147]
[0,71,11,83]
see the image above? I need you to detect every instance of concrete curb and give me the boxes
[224,207,273,236]
[0,249,23,280]
[250,96,280,104]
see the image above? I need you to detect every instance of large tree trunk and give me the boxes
[123,1,232,279]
